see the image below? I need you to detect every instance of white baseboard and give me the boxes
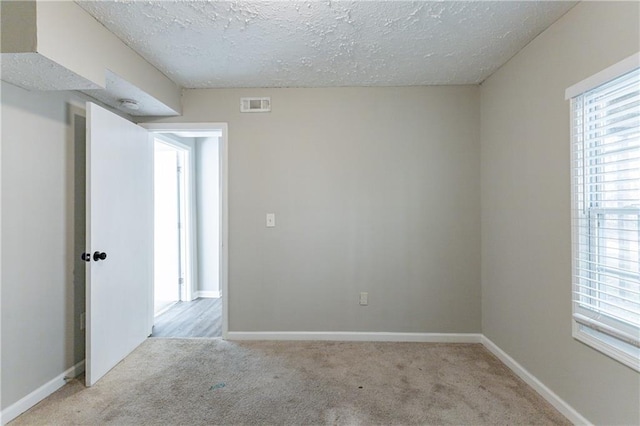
[227,331,482,343]
[1,360,85,425]
[194,290,220,299]
[481,336,591,426]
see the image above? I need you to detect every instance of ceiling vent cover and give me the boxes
[240,97,271,113]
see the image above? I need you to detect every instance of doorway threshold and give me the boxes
[154,301,178,318]
[151,298,222,338]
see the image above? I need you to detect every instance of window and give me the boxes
[566,53,640,371]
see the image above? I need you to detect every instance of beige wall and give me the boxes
[1,82,83,408]
[150,86,481,333]
[5,1,638,421]
[0,82,133,410]
[480,2,640,424]
[0,1,37,53]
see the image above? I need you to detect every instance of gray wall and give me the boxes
[6,3,637,420]
[196,136,220,296]
[480,2,640,424]
[1,82,85,409]
[0,0,37,53]
[150,86,482,333]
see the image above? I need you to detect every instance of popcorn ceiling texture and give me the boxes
[77,1,577,89]
[0,54,178,115]
[0,53,101,91]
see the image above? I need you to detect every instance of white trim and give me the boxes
[573,323,640,372]
[219,124,229,340]
[227,332,482,343]
[194,290,220,299]
[567,60,640,371]
[1,360,85,425]
[481,336,591,426]
[565,52,639,99]
[140,122,225,134]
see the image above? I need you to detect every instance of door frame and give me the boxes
[153,134,195,305]
[141,123,229,339]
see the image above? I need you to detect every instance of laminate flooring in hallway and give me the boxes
[151,297,221,338]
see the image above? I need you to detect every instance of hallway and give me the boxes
[151,297,221,338]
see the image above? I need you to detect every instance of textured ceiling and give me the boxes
[0,53,178,115]
[1,53,102,91]
[77,1,577,89]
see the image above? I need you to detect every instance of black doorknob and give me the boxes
[81,252,91,262]
[93,251,107,261]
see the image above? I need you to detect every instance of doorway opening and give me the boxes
[145,124,228,339]
[153,138,189,315]
[71,105,228,387]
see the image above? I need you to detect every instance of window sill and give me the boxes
[573,322,640,372]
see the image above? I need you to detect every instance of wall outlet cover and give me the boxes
[359,292,368,306]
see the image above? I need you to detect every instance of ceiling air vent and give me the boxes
[240,97,271,113]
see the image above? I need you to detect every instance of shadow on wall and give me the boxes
[71,109,87,367]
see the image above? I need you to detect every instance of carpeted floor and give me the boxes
[12,339,569,425]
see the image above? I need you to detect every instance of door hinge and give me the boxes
[179,278,184,285]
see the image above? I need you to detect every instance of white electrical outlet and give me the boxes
[80,312,86,330]
[359,292,368,306]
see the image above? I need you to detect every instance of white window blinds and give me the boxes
[569,60,640,370]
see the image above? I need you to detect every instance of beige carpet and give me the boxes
[12,339,569,425]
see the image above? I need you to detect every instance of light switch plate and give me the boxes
[266,213,276,227]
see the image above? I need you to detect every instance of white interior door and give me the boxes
[86,102,153,386]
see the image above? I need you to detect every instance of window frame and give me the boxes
[566,52,640,372]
